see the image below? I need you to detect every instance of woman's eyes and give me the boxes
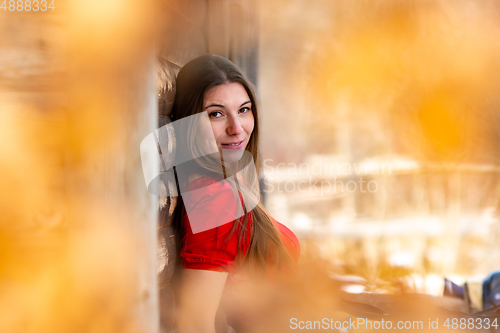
[208,111,223,118]
[208,107,251,118]
[239,107,251,114]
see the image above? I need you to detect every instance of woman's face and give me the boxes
[202,82,255,162]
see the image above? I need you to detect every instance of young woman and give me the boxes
[169,54,300,333]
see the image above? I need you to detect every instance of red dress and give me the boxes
[180,176,300,272]
[179,176,300,330]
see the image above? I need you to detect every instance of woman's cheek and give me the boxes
[209,123,222,144]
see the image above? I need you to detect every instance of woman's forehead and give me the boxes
[203,82,250,107]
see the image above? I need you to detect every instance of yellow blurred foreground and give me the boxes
[0,1,158,332]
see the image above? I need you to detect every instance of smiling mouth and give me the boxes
[221,140,244,148]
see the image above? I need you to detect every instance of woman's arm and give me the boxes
[177,268,228,333]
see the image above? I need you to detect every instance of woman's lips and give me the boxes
[221,140,244,149]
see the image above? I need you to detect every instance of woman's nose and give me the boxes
[226,116,243,135]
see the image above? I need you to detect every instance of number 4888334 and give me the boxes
[1,0,55,11]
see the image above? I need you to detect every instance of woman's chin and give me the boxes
[220,148,245,164]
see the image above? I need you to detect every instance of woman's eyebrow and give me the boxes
[203,103,225,109]
[203,101,251,109]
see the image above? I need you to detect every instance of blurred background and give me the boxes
[2,0,500,332]
[258,0,500,295]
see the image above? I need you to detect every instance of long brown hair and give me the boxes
[170,54,291,270]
